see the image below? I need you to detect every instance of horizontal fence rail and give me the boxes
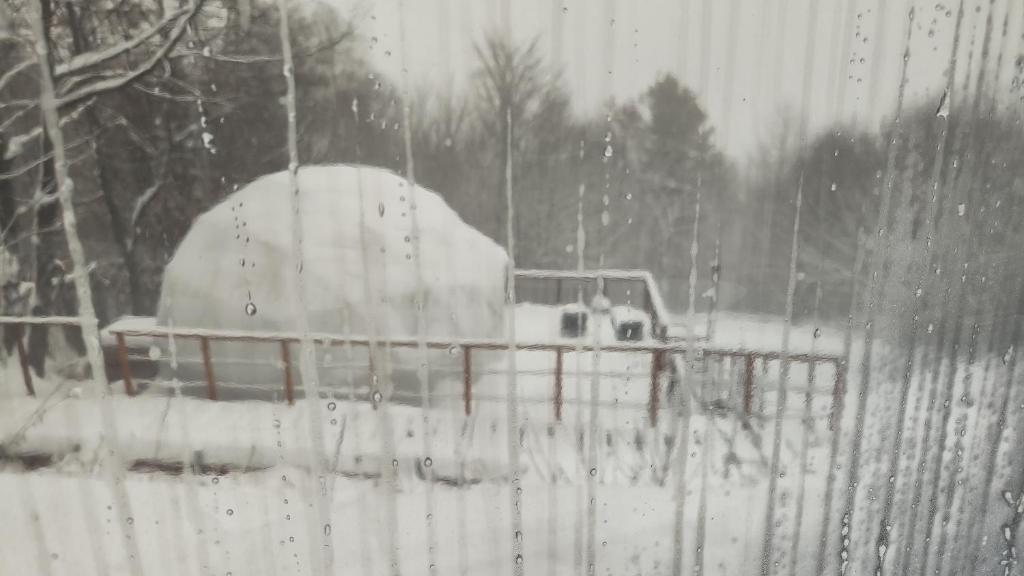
[0,316,84,397]
[107,326,844,425]
[0,315,845,428]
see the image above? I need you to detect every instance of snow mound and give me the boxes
[156,165,508,398]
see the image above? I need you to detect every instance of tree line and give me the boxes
[2,0,1024,372]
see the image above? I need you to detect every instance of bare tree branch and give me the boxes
[53,6,191,78]
[56,0,202,108]
[125,154,168,252]
[166,29,355,64]
[0,132,95,183]
[0,100,38,133]
[2,98,95,160]
[96,105,158,157]
[57,68,124,97]
[0,59,36,95]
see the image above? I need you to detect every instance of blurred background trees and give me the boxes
[2,0,1023,358]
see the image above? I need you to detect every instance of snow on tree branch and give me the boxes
[52,6,192,79]
[0,59,36,95]
[125,155,168,252]
[2,98,95,161]
[55,0,202,108]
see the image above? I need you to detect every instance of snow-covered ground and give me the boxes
[0,308,1020,576]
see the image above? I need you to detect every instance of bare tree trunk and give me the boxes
[65,0,148,315]
[28,0,59,374]
[27,0,87,375]
[0,133,20,353]
[91,131,148,314]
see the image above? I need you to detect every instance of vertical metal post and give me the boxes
[200,336,217,401]
[463,345,472,416]
[649,349,663,426]
[743,354,755,416]
[14,324,34,396]
[115,333,135,396]
[281,340,295,405]
[556,278,564,304]
[554,347,564,421]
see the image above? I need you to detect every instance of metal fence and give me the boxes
[1,315,845,425]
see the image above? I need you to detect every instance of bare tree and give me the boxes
[471,34,546,248]
[0,0,201,373]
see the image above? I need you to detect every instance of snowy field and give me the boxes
[0,308,1021,576]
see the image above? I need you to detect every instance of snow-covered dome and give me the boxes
[156,164,508,400]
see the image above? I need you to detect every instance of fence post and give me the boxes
[14,324,34,396]
[463,345,472,416]
[200,336,217,401]
[743,354,755,416]
[554,347,564,422]
[115,333,135,396]
[649,349,662,426]
[281,341,295,405]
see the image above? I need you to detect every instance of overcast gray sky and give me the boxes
[325,0,1022,159]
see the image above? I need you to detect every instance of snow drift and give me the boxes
[155,164,508,400]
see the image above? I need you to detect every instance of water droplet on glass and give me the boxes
[245,301,257,316]
[378,202,386,217]
[226,509,234,516]
[327,402,337,411]
[424,457,433,468]
[372,390,383,403]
